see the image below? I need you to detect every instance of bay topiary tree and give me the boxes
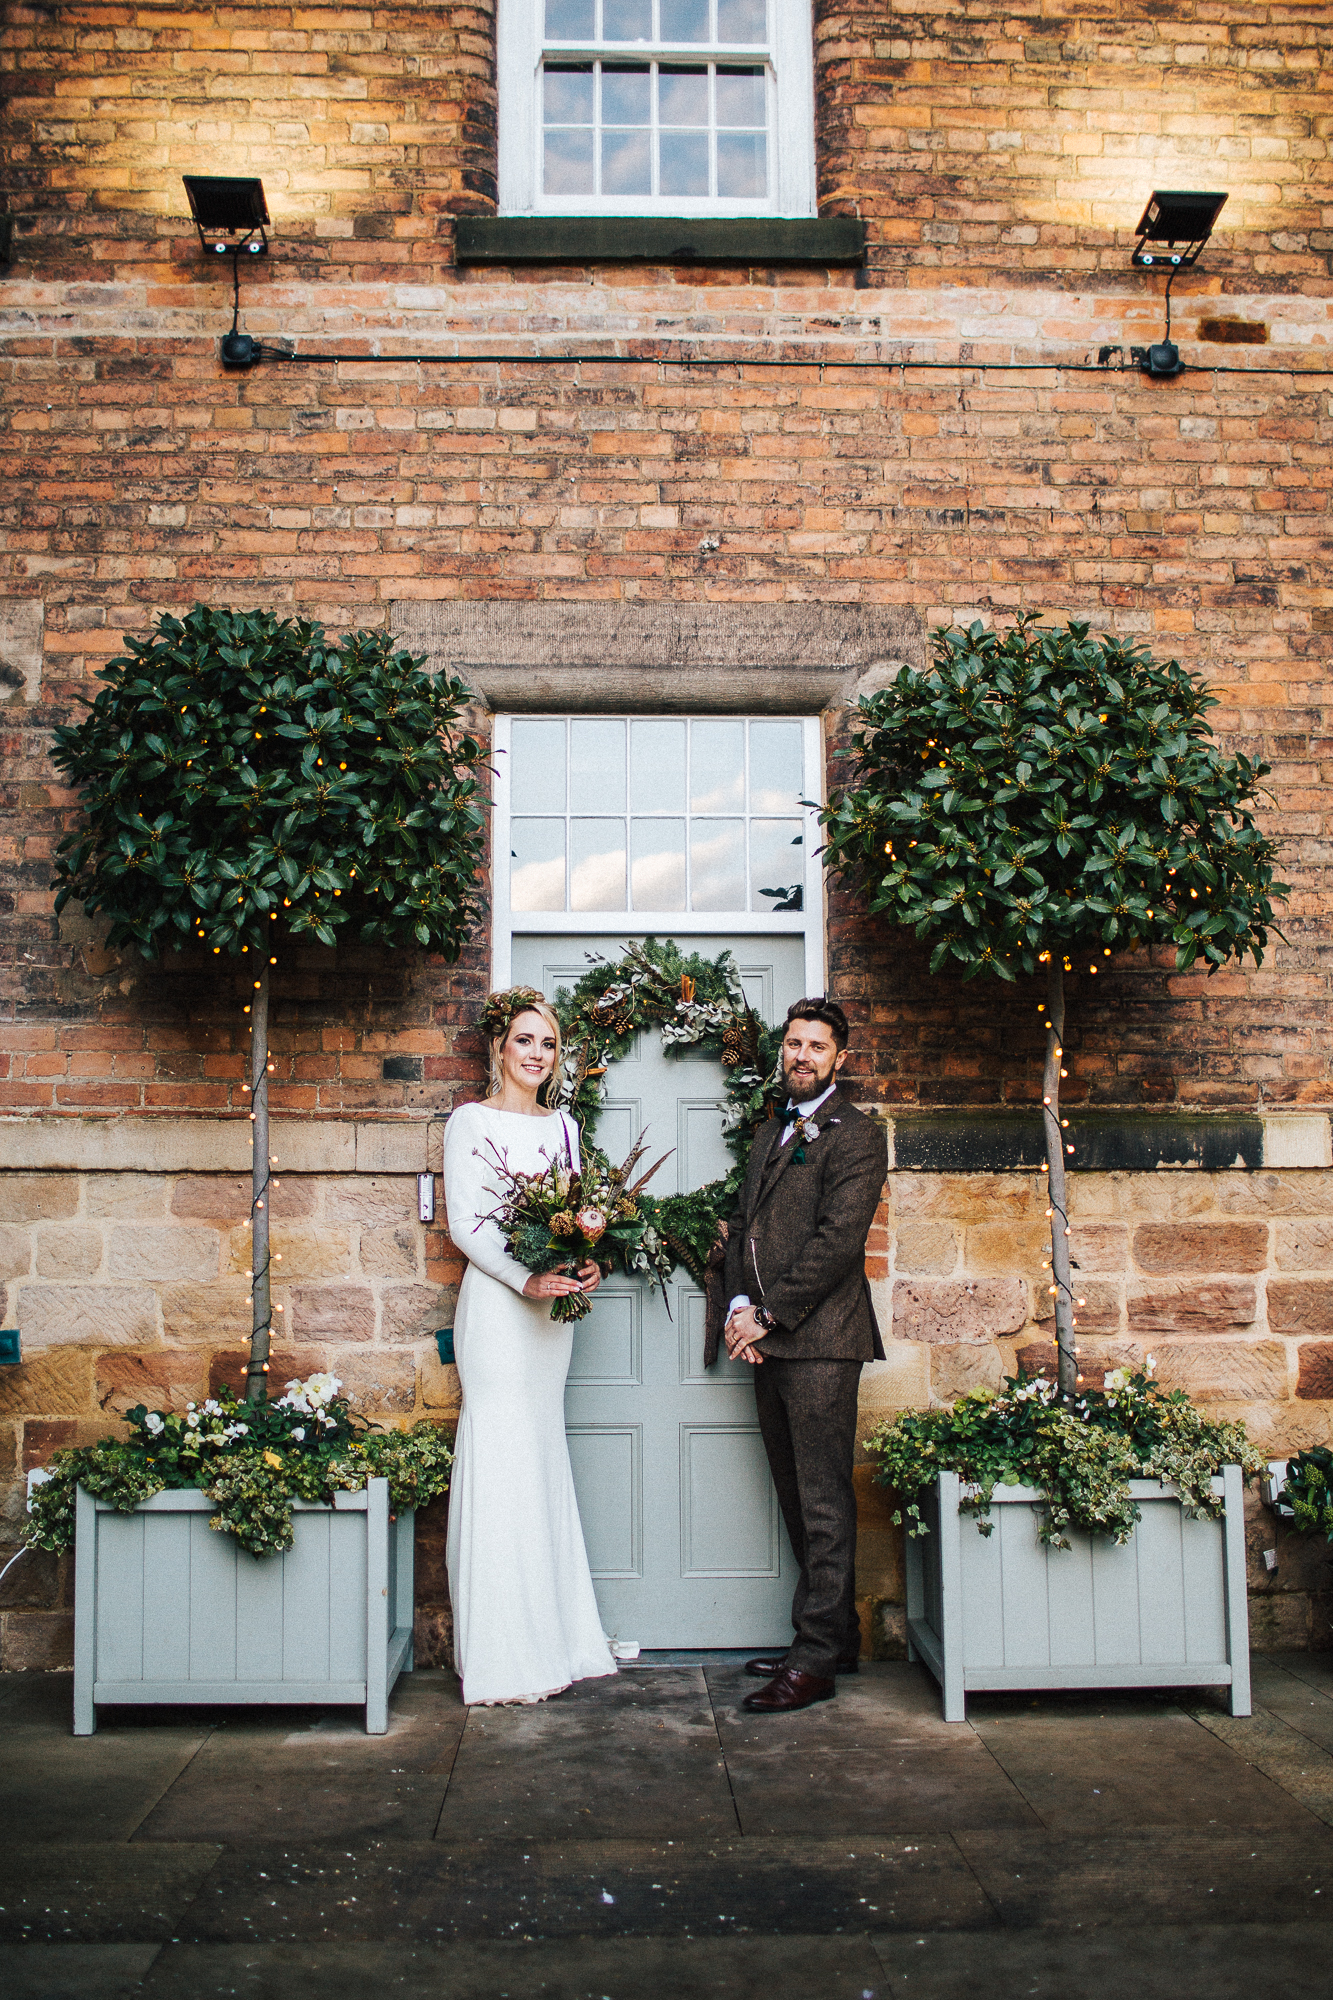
[819,617,1286,1398]
[51,605,487,1402]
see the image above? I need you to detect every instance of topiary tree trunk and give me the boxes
[52,605,488,1402]
[820,617,1286,1400]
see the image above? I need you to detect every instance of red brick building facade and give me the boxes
[1,1,1331,1666]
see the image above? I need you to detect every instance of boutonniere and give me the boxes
[792,1115,839,1166]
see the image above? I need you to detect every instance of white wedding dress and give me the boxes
[443,1101,618,1705]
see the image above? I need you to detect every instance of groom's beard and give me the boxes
[782,1051,838,1102]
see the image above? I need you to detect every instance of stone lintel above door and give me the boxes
[391,600,924,713]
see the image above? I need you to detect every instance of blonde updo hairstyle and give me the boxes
[488,996,563,1104]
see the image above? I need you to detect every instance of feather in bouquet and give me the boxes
[480,1129,672,1322]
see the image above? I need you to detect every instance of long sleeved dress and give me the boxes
[442,1101,617,1705]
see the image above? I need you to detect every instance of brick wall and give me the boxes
[4,2,1328,285]
[2,1,1331,1665]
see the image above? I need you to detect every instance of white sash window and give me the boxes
[492,713,824,992]
[498,0,816,217]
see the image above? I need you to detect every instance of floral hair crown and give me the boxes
[480,985,549,1043]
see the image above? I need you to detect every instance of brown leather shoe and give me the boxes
[742,1666,836,1712]
[744,1655,859,1679]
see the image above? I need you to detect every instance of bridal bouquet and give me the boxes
[482,1130,670,1322]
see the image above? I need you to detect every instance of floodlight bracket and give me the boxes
[1131,189,1227,270]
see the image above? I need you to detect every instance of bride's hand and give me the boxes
[522,1268,588,1299]
[576,1261,602,1295]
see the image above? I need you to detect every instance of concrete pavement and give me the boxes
[3,1655,1333,1997]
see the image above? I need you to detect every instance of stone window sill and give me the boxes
[454,217,865,266]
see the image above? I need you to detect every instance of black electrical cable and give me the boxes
[264,348,1333,378]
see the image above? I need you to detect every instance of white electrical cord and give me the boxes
[0,1545,28,1589]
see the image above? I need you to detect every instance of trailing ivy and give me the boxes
[1276,1448,1333,1541]
[546,937,785,1281]
[867,1371,1264,1548]
[24,1377,452,1561]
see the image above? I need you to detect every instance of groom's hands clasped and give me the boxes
[724,1304,767,1365]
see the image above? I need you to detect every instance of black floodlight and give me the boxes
[183,175,270,257]
[1132,190,1227,269]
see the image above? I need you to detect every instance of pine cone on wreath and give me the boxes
[721,1002,759,1071]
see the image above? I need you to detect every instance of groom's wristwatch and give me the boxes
[752,1306,778,1333]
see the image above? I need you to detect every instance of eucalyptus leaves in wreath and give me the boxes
[49,605,487,1402]
[819,618,1287,1399]
[543,938,785,1287]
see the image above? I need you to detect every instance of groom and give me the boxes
[722,997,888,1714]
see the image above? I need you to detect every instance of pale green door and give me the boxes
[512,933,805,1648]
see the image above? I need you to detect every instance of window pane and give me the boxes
[717,129,766,197]
[631,819,686,909]
[602,65,651,124]
[660,131,709,196]
[511,818,567,911]
[716,67,766,125]
[660,0,710,40]
[510,718,566,813]
[545,0,595,37]
[544,66,595,123]
[690,719,744,812]
[570,717,626,813]
[690,818,745,911]
[545,127,596,194]
[750,818,804,912]
[603,0,651,39]
[748,719,802,812]
[602,129,651,193]
[571,820,627,910]
[630,718,685,811]
[659,66,708,124]
[717,0,765,40]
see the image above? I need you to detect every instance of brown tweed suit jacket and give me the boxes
[713,1089,888,1365]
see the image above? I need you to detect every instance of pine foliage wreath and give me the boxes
[547,938,784,1287]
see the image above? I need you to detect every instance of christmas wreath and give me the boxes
[546,938,785,1288]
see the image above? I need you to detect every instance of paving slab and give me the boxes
[133,1672,464,1845]
[0,1844,221,1944]
[1186,1701,1333,1830]
[0,1943,161,2000]
[955,1826,1333,1929]
[0,1675,213,1843]
[706,1663,1039,1836]
[871,1923,1333,1999]
[437,1666,739,1839]
[967,1692,1311,1830]
[139,1934,888,1999]
[184,1835,993,1941]
[1250,1660,1333,1757]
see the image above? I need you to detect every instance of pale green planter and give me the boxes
[906,1468,1252,1723]
[73,1478,414,1735]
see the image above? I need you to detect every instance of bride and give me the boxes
[443,987,618,1705]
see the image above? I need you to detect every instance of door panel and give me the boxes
[511,932,805,1646]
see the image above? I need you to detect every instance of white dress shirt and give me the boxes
[728,1080,838,1318]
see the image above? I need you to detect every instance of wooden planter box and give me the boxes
[74,1479,414,1735]
[905,1468,1251,1722]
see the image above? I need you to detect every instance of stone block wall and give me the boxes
[0,1150,466,1668]
[5,1150,1332,1667]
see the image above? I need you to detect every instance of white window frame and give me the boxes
[497,0,816,218]
[491,711,825,995]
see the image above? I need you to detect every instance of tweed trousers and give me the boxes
[752,1355,863,1677]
